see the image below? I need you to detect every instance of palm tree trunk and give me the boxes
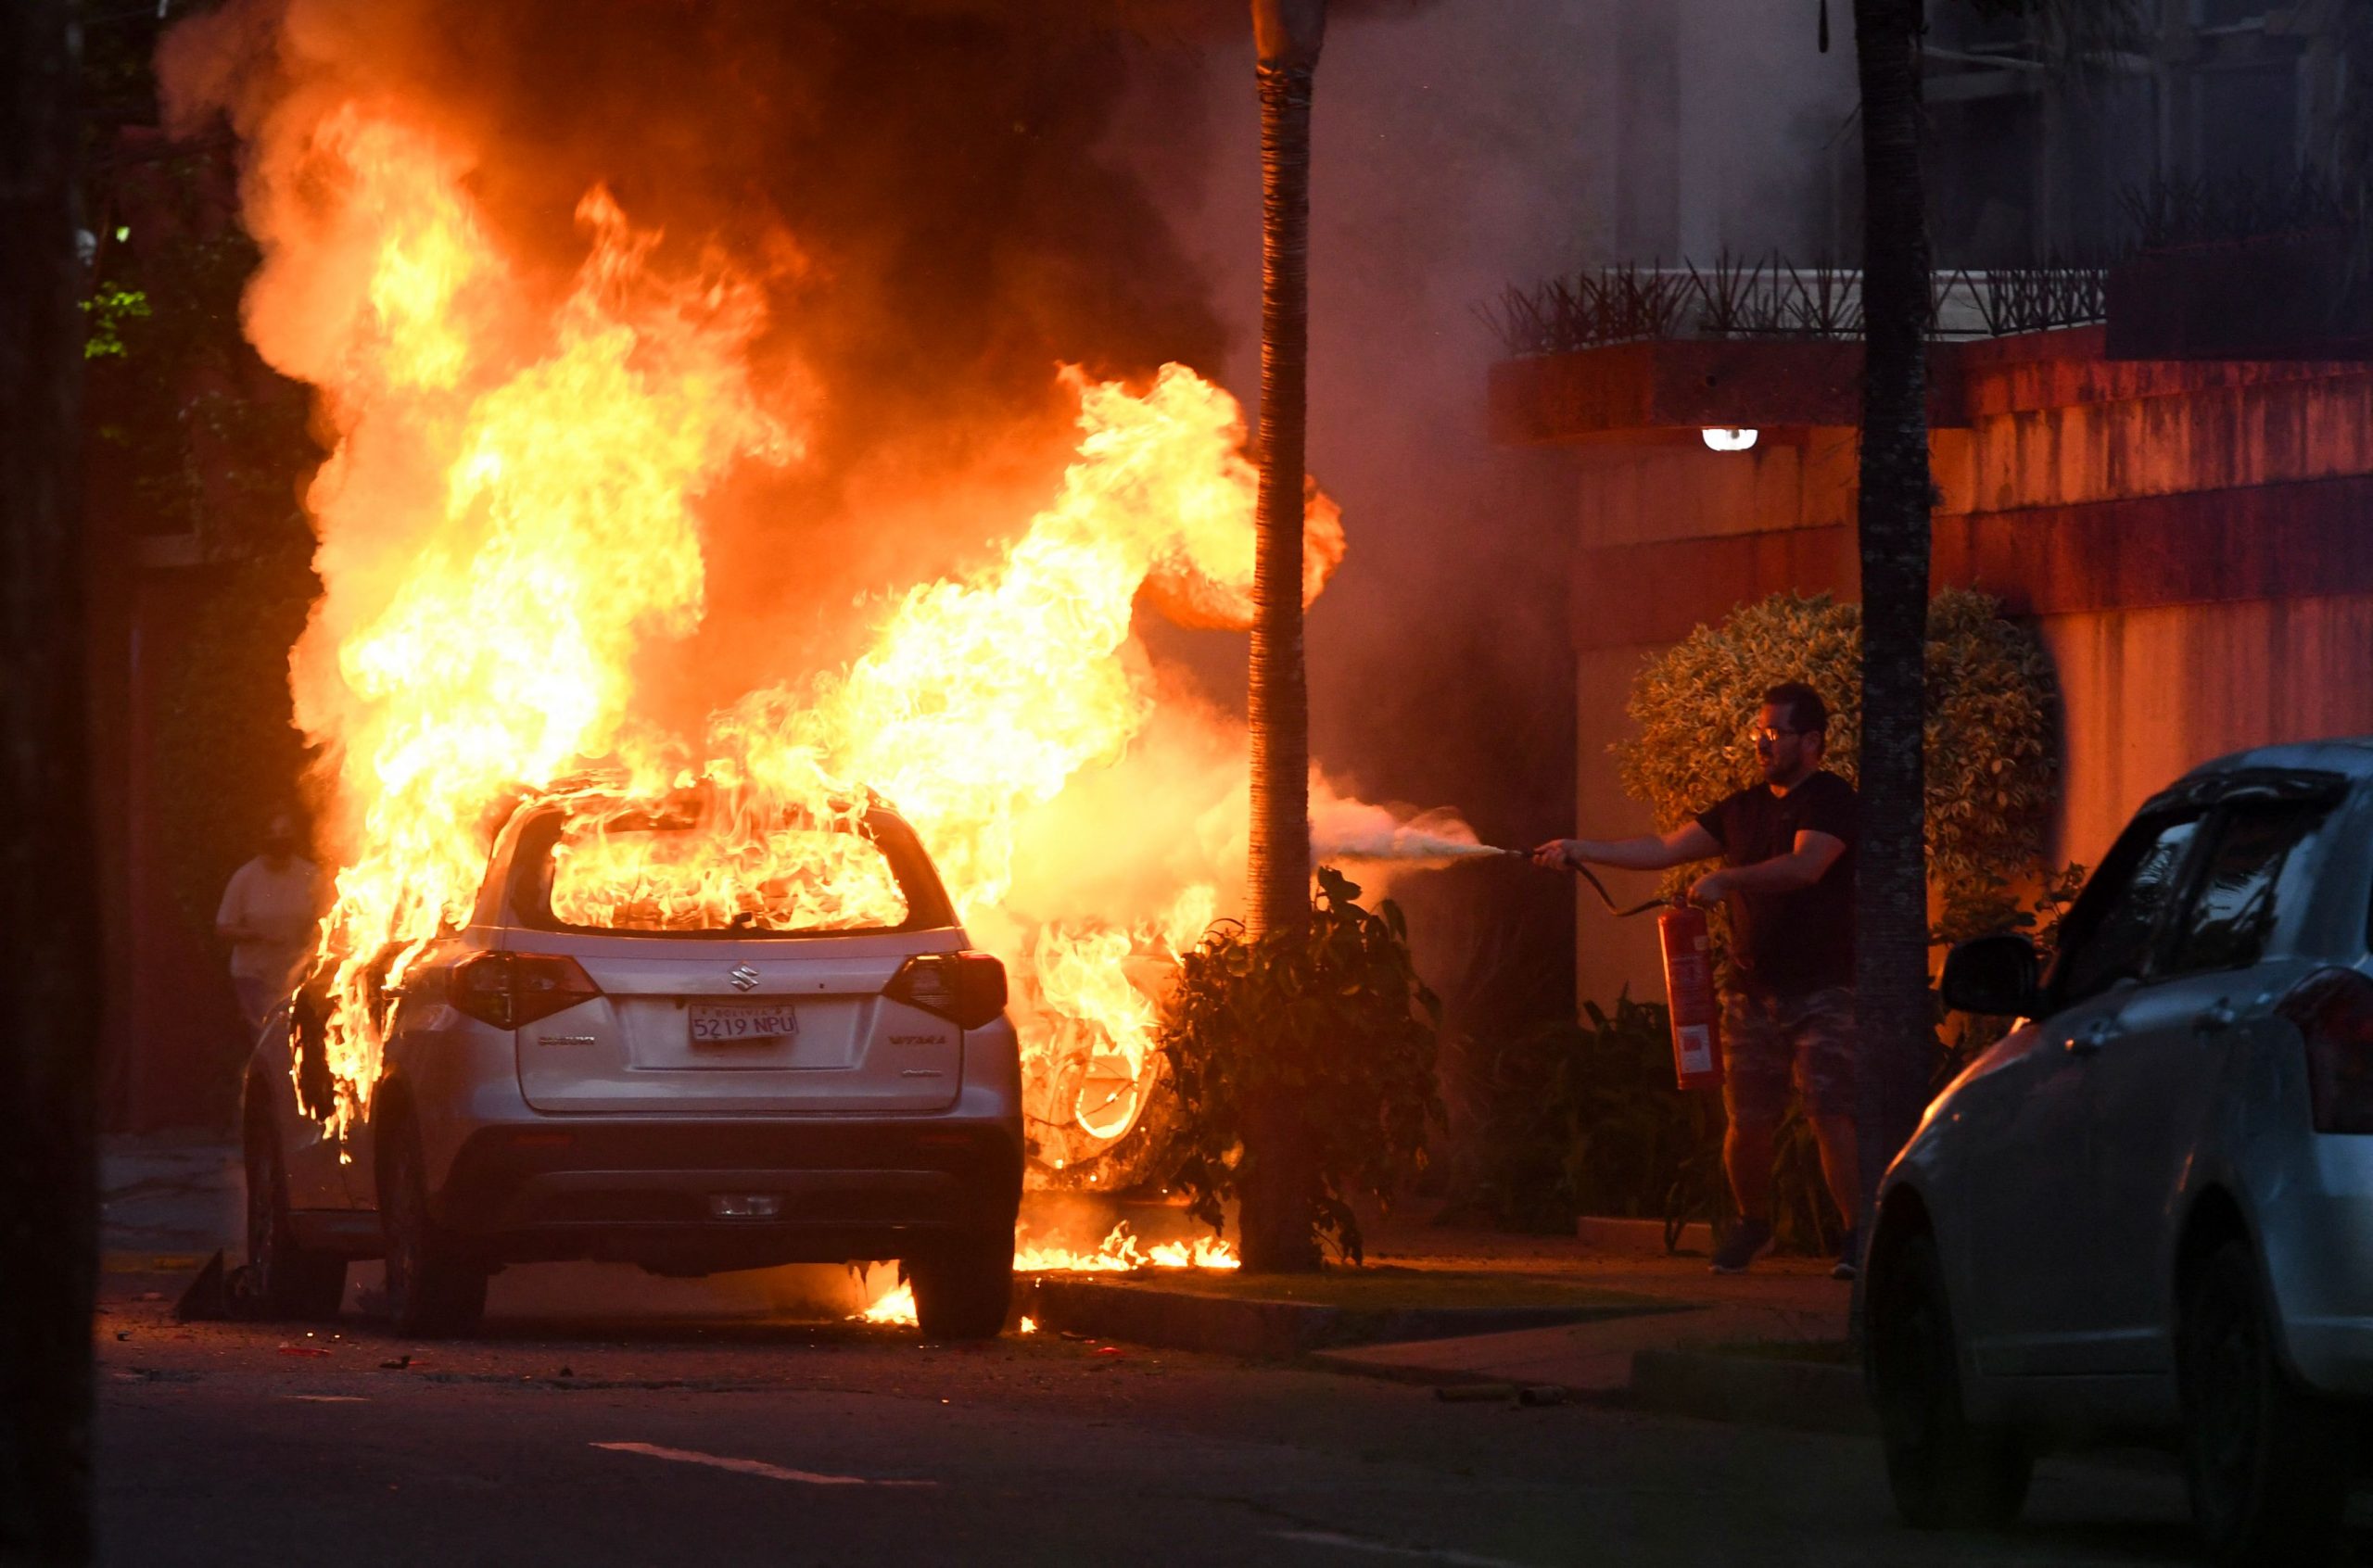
[1239,0,1325,1273]
[1848,0,1934,1283]
[0,1,99,1560]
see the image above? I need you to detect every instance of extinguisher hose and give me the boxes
[1504,849,1671,918]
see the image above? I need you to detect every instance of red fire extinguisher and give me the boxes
[1656,903,1723,1092]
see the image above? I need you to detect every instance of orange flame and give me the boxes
[257,106,1348,1160]
[853,1222,1238,1329]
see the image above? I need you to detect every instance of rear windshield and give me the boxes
[512,801,955,939]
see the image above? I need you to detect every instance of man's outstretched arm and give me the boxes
[1533,821,1719,873]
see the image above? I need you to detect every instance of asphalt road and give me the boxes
[95,1261,2270,1568]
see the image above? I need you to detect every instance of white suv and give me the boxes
[1868,741,2373,1562]
[239,789,1022,1340]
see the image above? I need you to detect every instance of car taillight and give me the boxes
[450,952,601,1030]
[2280,967,2373,1133]
[884,952,1007,1031]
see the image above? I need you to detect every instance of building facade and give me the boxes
[1500,2,2370,1006]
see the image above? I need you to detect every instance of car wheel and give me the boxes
[1866,1229,2031,1530]
[378,1115,487,1339]
[907,1229,1013,1341]
[243,1111,347,1321]
[2176,1239,2353,1566]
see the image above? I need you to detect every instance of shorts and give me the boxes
[1721,985,1858,1127]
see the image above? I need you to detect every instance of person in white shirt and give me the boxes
[216,809,327,1036]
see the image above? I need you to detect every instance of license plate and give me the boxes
[688,1002,798,1044]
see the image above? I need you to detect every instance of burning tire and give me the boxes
[906,1229,1013,1341]
[1035,1050,1185,1195]
[1867,1229,2030,1530]
[377,1112,488,1339]
[243,1103,347,1321]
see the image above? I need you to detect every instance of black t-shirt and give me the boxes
[1693,770,1858,998]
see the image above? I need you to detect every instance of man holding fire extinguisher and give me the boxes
[1534,681,1859,1279]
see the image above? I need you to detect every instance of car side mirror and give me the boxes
[1940,933,2042,1018]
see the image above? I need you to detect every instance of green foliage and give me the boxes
[1616,588,2059,944]
[82,284,150,359]
[1160,867,1444,1262]
[1551,996,1726,1245]
[1452,994,1834,1255]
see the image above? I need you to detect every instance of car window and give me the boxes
[543,822,912,935]
[2050,815,2203,1007]
[2165,802,2330,974]
[508,797,958,938]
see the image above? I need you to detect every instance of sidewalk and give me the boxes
[1321,1214,1849,1395]
[1021,1206,1860,1425]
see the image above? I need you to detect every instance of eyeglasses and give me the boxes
[1750,727,1808,747]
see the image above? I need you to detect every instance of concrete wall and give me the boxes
[1554,330,2373,1005]
[2045,596,2373,871]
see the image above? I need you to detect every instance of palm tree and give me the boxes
[1845,0,2158,1271]
[1846,0,1934,1273]
[0,1,100,1558]
[1238,0,1326,1273]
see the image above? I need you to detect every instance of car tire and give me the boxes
[378,1114,488,1339]
[907,1229,1013,1341]
[1866,1229,2031,1531]
[243,1110,347,1321]
[2176,1238,2353,1567]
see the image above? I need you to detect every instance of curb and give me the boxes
[1023,1276,1674,1360]
[1626,1347,1874,1435]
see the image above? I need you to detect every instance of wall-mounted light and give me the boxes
[1702,427,1759,452]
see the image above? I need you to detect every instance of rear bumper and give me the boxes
[2259,1140,2373,1397]
[431,1117,1022,1271]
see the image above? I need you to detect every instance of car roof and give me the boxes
[2175,738,2373,786]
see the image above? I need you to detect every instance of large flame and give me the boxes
[260,105,1352,1163]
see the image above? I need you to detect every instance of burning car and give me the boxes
[241,780,1022,1340]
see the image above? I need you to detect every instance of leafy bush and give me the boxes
[1160,867,1443,1262]
[1453,994,1832,1254]
[1553,996,1727,1246]
[1617,588,2059,942]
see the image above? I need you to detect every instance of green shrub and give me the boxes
[1464,994,1830,1254]
[1160,867,1443,1262]
[1617,588,2059,941]
[1554,996,1728,1246]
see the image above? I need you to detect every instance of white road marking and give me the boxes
[590,1441,937,1488]
[1271,1529,1534,1568]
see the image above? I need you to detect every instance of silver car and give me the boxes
[1867,740,2373,1562]
[238,788,1023,1341]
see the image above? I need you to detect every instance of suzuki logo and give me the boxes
[729,963,759,993]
